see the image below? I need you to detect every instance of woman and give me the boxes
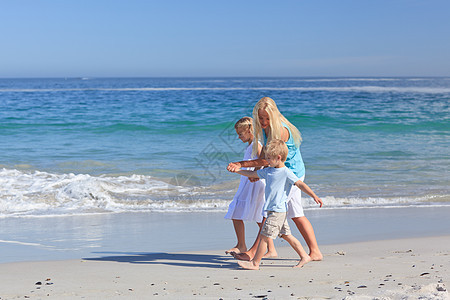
[227,97,323,261]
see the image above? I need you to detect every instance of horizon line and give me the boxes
[1,75,449,80]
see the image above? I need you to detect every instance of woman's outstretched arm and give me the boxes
[226,146,268,172]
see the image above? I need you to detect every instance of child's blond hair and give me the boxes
[234,116,253,132]
[252,97,302,157]
[265,139,288,162]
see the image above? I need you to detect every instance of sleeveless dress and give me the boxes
[263,123,306,218]
[224,142,266,223]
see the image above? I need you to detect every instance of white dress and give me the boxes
[224,142,265,223]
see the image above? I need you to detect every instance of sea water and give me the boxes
[1,77,449,218]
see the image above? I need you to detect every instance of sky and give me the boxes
[1,0,450,78]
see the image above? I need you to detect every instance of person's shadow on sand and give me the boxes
[83,252,237,269]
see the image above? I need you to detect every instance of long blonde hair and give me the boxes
[252,97,302,156]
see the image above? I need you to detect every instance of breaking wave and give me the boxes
[1,168,448,218]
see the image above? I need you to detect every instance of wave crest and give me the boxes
[1,168,448,218]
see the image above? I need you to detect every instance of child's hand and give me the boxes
[227,162,241,173]
[314,197,323,208]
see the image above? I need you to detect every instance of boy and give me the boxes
[232,139,323,270]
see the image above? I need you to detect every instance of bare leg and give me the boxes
[281,234,312,268]
[233,218,277,260]
[226,219,247,254]
[238,235,271,270]
[291,216,323,261]
[261,222,277,259]
[232,220,262,260]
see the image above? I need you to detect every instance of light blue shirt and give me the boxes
[257,166,300,212]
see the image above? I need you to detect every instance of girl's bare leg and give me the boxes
[232,221,261,260]
[238,235,271,270]
[226,219,247,254]
[291,216,323,261]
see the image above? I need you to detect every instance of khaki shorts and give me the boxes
[261,211,291,239]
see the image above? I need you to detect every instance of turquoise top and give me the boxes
[263,123,305,178]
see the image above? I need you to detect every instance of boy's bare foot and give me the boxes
[309,250,323,261]
[293,256,312,268]
[262,250,278,259]
[231,251,253,261]
[238,260,259,270]
[225,246,246,255]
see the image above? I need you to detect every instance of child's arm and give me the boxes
[294,180,323,207]
[227,147,268,173]
[227,158,268,172]
[235,169,260,179]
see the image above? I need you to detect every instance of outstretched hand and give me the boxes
[227,162,241,173]
[314,197,323,208]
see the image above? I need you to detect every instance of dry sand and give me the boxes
[0,235,448,299]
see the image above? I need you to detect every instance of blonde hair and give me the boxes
[252,97,302,156]
[265,139,289,162]
[234,116,253,132]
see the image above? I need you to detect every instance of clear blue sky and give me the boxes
[1,0,449,77]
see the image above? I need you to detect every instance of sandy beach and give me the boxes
[1,235,448,299]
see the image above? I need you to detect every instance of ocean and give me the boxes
[1,77,449,218]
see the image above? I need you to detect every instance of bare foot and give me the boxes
[293,256,312,268]
[231,251,253,261]
[238,260,259,270]
[262,250,278,259]
[225,246,246,255]
[309,250,323,261]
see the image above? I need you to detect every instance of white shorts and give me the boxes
[262,175,305,219]
[286,175,305,219]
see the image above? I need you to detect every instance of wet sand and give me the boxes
[2,206,450,264]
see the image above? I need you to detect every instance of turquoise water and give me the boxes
[1,77,449,217]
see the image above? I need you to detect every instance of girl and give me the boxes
[224,117,276,257]
[227,97,323,262]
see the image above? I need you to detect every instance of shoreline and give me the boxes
[1,235,448,299]
[2,206,450,264]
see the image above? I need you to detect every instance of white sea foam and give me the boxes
[1,86,450,94]
[1,168,448,218]
[0,239,54,248]
[303,195,450,210]
[0,168,233,217]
